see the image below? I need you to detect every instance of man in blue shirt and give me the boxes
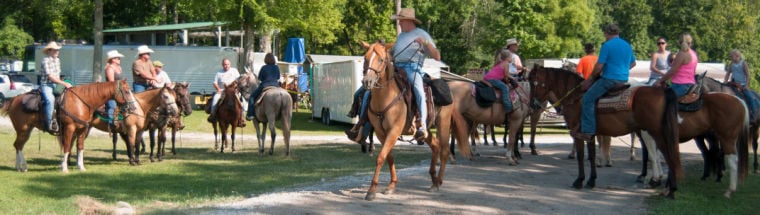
[575,24,636,141]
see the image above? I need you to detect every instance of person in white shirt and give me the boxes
[152,60,172,88]
[207,58,244,127]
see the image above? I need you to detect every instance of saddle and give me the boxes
[19,89,64,134]
[471,79,522,109]
[394,67,437,136]
[255,86,281,105]
[596,83,642,114]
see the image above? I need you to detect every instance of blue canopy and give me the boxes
[283,38,308,92]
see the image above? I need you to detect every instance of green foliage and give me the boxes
[0,18,34,59]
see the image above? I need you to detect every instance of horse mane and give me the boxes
[68,82,117,100]
[532,66,584,95]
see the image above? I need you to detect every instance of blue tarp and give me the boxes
[284,38,308,93]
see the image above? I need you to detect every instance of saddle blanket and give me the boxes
[596,83,646,114]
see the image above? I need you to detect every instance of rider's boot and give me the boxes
[345,124,364,143]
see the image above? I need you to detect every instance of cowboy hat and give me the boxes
[136,45,154,55]
[106,50,125,61]
[42,41,62,53]
[505,38,519,47]
[390,8,422,25]
[153,60,164,67]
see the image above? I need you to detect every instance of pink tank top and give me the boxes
[483,61,507,81]
[671,49,697,84]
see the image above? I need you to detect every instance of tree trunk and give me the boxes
[92,0,103,82]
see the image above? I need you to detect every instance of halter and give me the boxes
[364,46,390,87]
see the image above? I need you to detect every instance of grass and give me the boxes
[646,164,760,214]
[0,108,428,214]
[182,108,351,136]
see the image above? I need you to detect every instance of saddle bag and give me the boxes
[474,82,497,107]
[424,75,452,106]
[21,91,42,113]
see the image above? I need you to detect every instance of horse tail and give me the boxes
[450,104,473,159]
[662,88,683,180]
[0,97,11,116]
[738,99,750,181]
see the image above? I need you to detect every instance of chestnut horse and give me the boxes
[91,86,179,163]
[250,80,293,157]
[359,41,471,201]
[205,81,243,153]
[528,66,684,197]
[447,81,532,165]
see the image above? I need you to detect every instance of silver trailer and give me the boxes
[308,56,364,125]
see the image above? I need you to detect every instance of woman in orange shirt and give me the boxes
[576,43,597,79]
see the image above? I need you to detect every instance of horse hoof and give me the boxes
[428,186,439,192]
[585,180,595,189]
[605,164,612,167]
[648,179,662,188]
[383,189,395,195]
[365,192,376,201]
[635,175,645,183]
[572,179,583,189]
[568,154,575,159]
[723,190,733,198]
[531,150,539,155]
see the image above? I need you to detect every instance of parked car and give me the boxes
[0,73,37,106]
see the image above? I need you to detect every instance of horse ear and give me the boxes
[359,41,370,49]
[384,42,395,51]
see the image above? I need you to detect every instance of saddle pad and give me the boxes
[597,86,641,114]
[256,86,281,104]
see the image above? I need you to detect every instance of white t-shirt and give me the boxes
[152,70,171,88]
[509,52,523,75]
[214,68,240,89]
[392,28,436,64]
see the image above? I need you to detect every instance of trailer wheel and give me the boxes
[320,108,327,124]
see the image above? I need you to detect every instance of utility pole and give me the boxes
[93,0,103,82]
[395,0,401,36]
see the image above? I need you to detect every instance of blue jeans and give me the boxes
[486,79,512,111]
[247,87,263,117]
[581,78,625,134]
[211,92,222,114]
[133,82,149,93]
[670,83,693,98]
[353,88,372,136]
[106,99,116,124]
[40,83,55,128]
[397,62,427,129]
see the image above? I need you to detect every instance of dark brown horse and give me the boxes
[205,81,243,153]
[147,82,192,161]
[60,80,136,172]
[528,66,683,197]
[359,41,471,201]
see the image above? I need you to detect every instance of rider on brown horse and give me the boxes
[39,41,73,135]
[208,58,245,127]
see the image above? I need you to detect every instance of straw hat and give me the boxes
[390,8,422,25]
[106,50,125,61]
[136,45,154,55]
[505,38,519,47]
[153,60,164,67]
[42,41,62,53]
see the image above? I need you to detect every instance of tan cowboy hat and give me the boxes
[42,41,62,53]
[505,38,519,47]
[106,50,125,61]
[153,60,164,67]
[390,8,422,25]
[136,45,154,55]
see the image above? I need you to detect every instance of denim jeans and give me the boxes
[40,83,55,127]
[486,79,512,111]
[247,87,263,117]
[106,99,116,124]
[211,92,222,114]
[133,82,149,93]
[353,88,372,136]
[397,62,427,129]
[670,83,693,98]
[581,78,625,134]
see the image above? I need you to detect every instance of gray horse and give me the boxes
[238,71,293,157]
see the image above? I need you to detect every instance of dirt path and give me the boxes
[186,134,705,215]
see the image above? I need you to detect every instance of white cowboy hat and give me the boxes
[505,38,519,47]
[136,45,154,55]
[153,60,164,67]
[390,8,422,25]
[42,41,62,53]
[106,50,125,61]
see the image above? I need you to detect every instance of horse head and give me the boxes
[173,82,193,116]
[237,70,257,100]
[528,65,583,106]
[116,79,137,113]
[159,84,179,117]
[360,40,395,89]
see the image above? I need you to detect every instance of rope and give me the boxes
[547,85,581,109]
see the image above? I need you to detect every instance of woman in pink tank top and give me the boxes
[656,33,697,97]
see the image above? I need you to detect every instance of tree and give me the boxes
[0,18,34,59]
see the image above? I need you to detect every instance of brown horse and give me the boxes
[60,80,136,172]
[250,82,293,156]
[91,86,179,164]
[147,82,192,161]
[359,41,471,201]
[528,66,684,197]
[447,81,532,165]
[205,81,243,153]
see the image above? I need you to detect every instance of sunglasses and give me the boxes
[657,42,666,45]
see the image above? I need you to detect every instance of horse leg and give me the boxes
[752,127,759,174]
[529,110,541,155]
[213,122,220,150]
[171,126,178,155]
[111,129,118,160]
[630,132,637,160]
[586,137,597,188]
[636,130,649,183]
[13,128,33,172]
[76,131,88,171]
[366,134,398,201]
[639,131,662,187]
[427,137,442,192]
[725,153,739,198]
[283,109,292,157]
[504,121,520,165]
[254,119,265,154]
[694,135,712,180]
[596,136,612,167]
[149,128,157,162]
[572,139,586,189]
[158,127,167,161]
[219,124,227,153]
[230,126,237,153]
[268,119,277,155]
